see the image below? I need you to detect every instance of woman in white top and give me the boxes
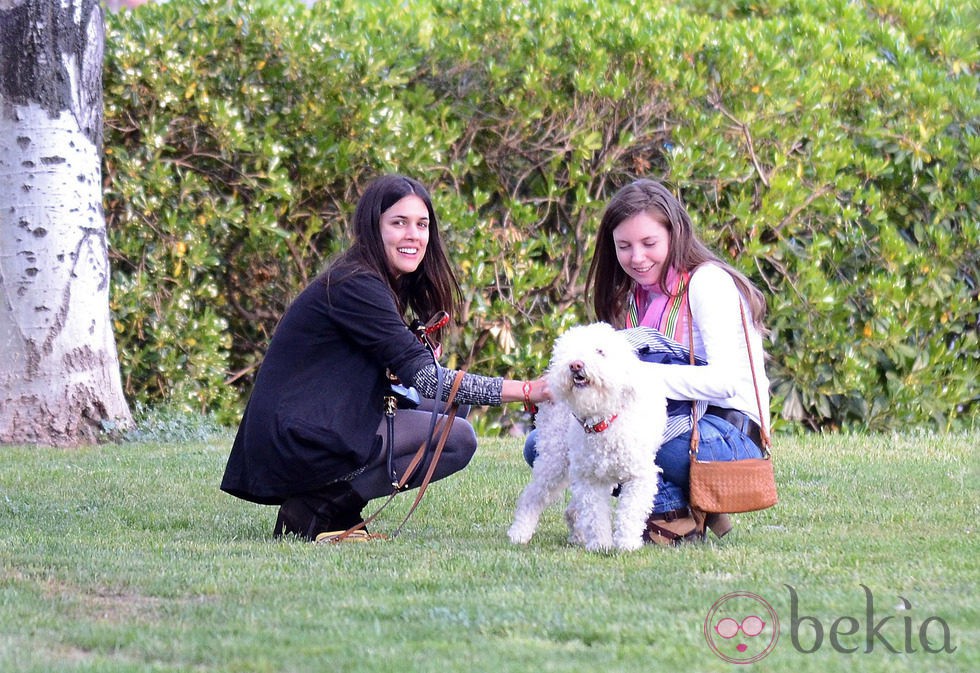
[586,178,771,544]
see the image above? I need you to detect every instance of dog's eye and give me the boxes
[596,348,605,356]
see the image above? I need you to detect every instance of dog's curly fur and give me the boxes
[508,322,666,551]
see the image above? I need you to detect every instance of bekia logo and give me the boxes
[704,592,780,664]
[704,585,957,664]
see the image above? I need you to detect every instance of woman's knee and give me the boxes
[523,429,538,467]
[443,421,477,472]
[656,435,692,487]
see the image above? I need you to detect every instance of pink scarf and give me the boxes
[624,267,690,341]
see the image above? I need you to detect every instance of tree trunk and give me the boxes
[0,0,132,446]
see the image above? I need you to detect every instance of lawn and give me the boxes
[0,429,976,672]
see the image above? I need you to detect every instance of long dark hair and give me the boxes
[586,179,766,329]
[327,174,461,322]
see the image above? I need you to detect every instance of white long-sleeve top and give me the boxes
[639,263,771,430]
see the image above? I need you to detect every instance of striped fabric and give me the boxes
[625,286,640,329]
[659,273,688,337]
[621,326,707,443]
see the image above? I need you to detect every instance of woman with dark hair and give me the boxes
[221,175,549,542]
[588,178,770,544]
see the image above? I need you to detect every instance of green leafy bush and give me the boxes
[103,0,978,432]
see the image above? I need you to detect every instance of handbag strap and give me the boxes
[686,282,771,457]
[388,311,452,485]
[685,287,700,454]
[738,302,772,454]
[390,369,464,538]
[329,369,465,543]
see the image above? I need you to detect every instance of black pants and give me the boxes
[350,399,477,500]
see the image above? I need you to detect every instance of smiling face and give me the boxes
[611,210,671,287]
[380,194,430,277]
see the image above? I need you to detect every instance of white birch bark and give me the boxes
[0,0,132,445]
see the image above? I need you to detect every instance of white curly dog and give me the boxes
[508,322,666,551]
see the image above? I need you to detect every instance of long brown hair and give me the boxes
[586,179,766,329]
[326,174,461,321]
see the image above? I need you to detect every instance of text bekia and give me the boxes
[786,584,956,654]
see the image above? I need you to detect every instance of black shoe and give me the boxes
[273,481,367,541]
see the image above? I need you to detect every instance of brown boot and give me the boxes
[643,508,706,546]
[705,513,733,538]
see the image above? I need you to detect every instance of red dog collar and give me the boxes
[579,414,618,434]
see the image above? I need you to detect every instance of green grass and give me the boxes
[1,430,976,672]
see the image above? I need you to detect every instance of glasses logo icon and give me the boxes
[704,592,779,664]
[715,615,767,644]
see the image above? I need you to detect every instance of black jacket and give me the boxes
[221,270,433,504]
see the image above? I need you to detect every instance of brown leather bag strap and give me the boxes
[686,283,771,456]
[390,369,464,538]
[684,289,707,534]
[738,302,771,453]
[686,289,700,454]
[329,369,465,543]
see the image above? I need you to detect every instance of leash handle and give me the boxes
[411,311,449,356]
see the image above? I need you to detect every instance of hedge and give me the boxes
[102,0,979,432]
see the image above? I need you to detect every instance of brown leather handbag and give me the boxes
[687,303,778,514]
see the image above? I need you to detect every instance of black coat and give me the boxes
[220,270,433,504]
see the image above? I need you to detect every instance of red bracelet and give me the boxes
[522,380,537,414]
